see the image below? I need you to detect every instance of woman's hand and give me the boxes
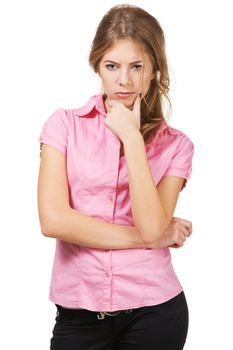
[148,217,193,249]
[105,95,141,142]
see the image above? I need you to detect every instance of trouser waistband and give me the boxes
[55,304,133,320]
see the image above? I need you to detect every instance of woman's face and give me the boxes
[98,38,154,112]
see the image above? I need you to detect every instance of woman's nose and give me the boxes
[118,69,131,86]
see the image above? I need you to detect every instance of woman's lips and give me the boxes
[115,92,135,98]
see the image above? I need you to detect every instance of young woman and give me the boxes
[38,4,194,350]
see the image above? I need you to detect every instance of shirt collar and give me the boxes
[74,94,183,143]
[74,94,106,117]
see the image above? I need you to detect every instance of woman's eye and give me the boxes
[105,64,117,70]
[132,65,143,71]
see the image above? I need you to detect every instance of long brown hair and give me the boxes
[89,4,170,144]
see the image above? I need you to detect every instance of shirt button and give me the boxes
[109,195,114,202]
[105,271,111,277]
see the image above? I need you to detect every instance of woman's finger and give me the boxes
[173,217,192,235]
[133,94,141,116]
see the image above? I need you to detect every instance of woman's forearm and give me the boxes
[40,206,148,249]
[40,205,187,250]
[123,131,168,242]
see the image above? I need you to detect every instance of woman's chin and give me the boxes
[104,94,135,111]
[124,99,136,110]
[117,96,136,109]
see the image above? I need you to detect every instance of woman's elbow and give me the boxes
[140,212,172,244]
[39,221,55,238]
[140,231,162,244]
[138,221,168,244]
[38,212,60,238]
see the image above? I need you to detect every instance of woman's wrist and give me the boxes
[121,130,143,146]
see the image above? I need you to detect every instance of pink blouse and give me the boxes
[39,94,194,311]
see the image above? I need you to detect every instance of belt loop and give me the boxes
[97,312,106,320]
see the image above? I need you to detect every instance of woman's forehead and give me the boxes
[102,39,150,63]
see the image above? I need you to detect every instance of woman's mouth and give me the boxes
[115,92,135,98]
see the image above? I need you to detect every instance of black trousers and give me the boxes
[50,291,189,350]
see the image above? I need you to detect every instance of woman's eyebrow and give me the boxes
[103,60,143,64]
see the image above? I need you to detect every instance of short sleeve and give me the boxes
[164,135,194,190]
[39,108,69,156]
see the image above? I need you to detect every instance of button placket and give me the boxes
[104,135,120,220]
[102,249,113,309]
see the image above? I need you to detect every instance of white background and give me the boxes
[0,0,232,349]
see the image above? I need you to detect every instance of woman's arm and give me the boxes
[123,131,184,243]
[38,144,192,249]
[104,98,190,244]
[38,144,145,249]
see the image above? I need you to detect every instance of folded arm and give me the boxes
[123,131,185,243]
[38,144,144,249]
[37,144,191,249]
